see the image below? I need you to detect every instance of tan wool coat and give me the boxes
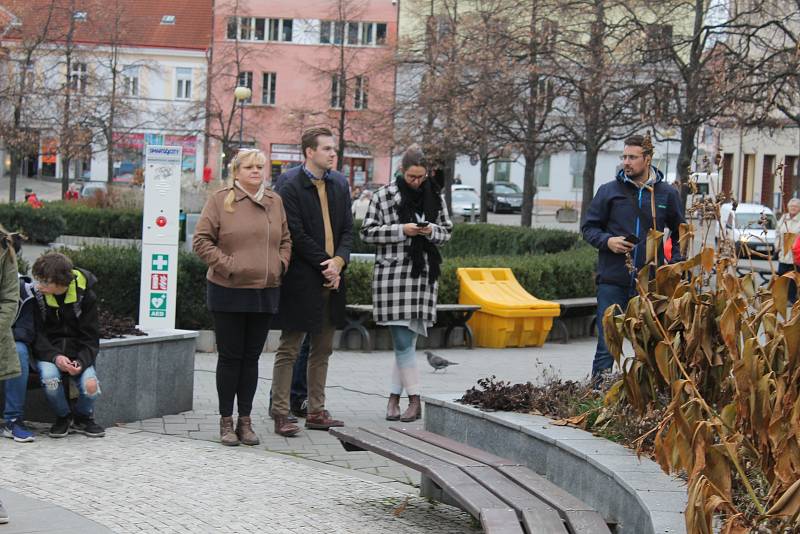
[193,185,292,289]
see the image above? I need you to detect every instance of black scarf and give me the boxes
[396,175,443,283]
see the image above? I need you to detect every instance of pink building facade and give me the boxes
[208,0,398,186]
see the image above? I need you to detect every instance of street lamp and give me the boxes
[233,86,252,148]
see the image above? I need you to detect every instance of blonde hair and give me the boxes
[224,148,268,213]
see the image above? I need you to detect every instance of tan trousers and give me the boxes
[271,292,335,416]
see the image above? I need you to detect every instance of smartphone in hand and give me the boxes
[624,234,639,245]
[416,221,430,227]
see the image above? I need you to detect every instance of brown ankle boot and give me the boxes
[236,416,260,446]
[273,413,301,437]
[386,394,401,421]
[219,416,240,446]
[400,395,422,422]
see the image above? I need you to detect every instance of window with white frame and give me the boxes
[238,71,253,103]
[570,152,585,189]
[262,72,276,105]
[319,21,387,46]
[122,65,139,97]
[354,76,368,109]
[176,67,192,99]
[15,61,35,92]
[331,74,343,109]
[227,17,293,42]
[535,156,551,188]
[69,62,88,93]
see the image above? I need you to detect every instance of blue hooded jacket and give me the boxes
[581,166,684,288]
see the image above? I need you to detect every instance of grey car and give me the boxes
[451,189,481,222]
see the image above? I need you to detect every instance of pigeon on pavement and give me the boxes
[425,351,459,372]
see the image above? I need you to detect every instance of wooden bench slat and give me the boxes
[463,466,568,534]
[392,427,522,467]
[361,427,485,468]
[329,428,511,518]
[480,509,526,534]
[562,510,614,534]
[498,466,612,533]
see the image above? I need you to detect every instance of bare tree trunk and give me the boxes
[521,150,536,227]
[479,146,489,223]
[9,154,19,203]
[580,146,600,220]
[677,124,697,204]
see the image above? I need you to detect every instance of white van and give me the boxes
[719,202,777,257]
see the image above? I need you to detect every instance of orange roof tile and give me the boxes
[1,0,211,51]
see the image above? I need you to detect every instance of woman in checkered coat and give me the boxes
[360,146,453,422]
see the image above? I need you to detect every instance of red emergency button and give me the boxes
[156,216,167,227]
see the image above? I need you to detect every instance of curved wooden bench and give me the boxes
[330,426,612,534]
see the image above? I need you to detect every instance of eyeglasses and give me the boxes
[405,173,427,182]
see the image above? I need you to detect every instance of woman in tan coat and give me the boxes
[193,149,291,447]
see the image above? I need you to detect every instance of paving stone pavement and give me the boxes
[0,427,480,533]
[124,341,596,486]
[1,340,595,533]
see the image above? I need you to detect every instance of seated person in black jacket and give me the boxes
[31,253,104,438]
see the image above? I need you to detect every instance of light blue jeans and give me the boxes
[36,361,100,418]
[389,326,420,396]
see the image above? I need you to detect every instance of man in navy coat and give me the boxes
[581,134,684,381]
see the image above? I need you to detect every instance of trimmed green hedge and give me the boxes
[46,202,143,239]
[59,245,212,331]
[54,244,596,331]
[0,203,66,244]
[347,246,597,305]
[352,220,580,257]
[0,202,142,243]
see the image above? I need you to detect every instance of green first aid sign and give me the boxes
[149,292,167,318]
[152,254,169,271]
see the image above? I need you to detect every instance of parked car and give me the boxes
[451,189,481,223]
[80,181,108,199]
[719,202,777,257]
[452,184,478,194]
[486,182,523,213]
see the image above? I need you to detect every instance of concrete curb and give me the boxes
[422,394,687,534]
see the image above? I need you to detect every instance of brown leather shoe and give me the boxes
[273,413,301,437]
[386,394,401,421]
[305,410,344,430]
[268,411,298,424]
[400,395,422,422]
[219,416,240,446]
[236,416,260,446]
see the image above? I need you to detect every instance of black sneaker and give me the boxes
[71,416,105,438]
[49,415,72,438]
[290,398,308,418]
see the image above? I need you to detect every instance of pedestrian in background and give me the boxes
[194,148,292,447]
[776,198,800,303]
[360,145,453,421]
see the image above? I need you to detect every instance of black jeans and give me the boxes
[213,311,272,417]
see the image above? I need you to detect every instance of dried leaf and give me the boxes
[765,479,800,518]
[647,228,665,264]
[771,275,790,319]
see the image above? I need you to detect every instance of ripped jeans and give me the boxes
[36,361,100,418]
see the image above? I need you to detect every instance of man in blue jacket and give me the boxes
[581,134,684,380]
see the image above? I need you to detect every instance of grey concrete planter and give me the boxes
[422,394,687,534]
[3,329,198,429]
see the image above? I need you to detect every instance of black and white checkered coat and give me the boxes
[360,182,453,324]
